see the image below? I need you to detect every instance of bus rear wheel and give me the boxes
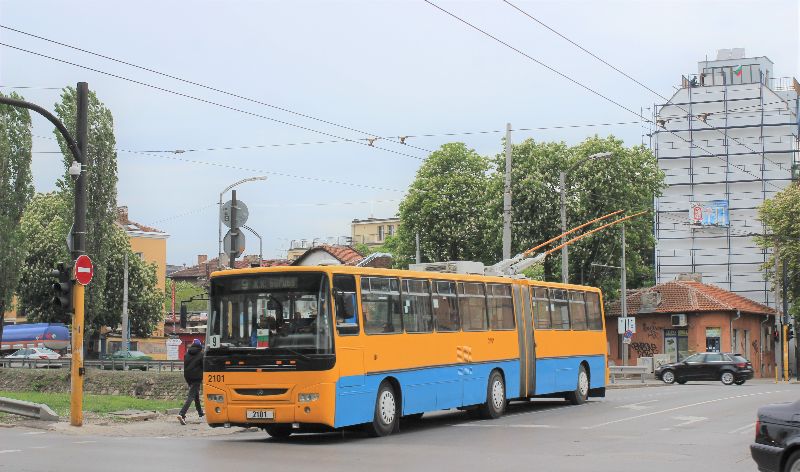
[565,365,589,405]
[264,423,293,438]
[478,370,506,419]
[365,381,399,437]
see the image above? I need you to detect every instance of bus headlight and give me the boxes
[298,393,319,403]
[207,394,225,403]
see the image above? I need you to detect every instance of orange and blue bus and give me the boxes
[203,265,607,437]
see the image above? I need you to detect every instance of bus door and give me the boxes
[514,284,535,397]
[333,275,364,387]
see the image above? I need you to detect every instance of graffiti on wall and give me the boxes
[631,342,658,358]
[641,322,661,340]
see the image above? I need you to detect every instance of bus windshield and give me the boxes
[209,272,333,354]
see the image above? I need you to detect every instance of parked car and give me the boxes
[4,347,62,368]
[751,399,800,472]
[101,350,153,371]
[655,352,754,385]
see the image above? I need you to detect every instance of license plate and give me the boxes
[246,409,274,420]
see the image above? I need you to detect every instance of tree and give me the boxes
[393,143,496,267]
[757,184,800,320]
[167,280,208,313]
[52,87,119,333]
[0,93,34,341]
[495,136,665,299]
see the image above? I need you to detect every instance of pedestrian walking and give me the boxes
[178,338,205,425]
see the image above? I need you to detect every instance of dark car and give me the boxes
[751,400,800,472]
[654,352,754,385]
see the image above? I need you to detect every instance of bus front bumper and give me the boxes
[204,382,336,428]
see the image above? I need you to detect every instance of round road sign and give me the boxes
[220,200,249,228]
[75,254,94,286]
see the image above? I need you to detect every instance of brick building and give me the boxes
[606,276,777,378]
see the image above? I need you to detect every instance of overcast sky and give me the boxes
[1,0,797,266]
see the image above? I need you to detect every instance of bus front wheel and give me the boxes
[365,381,399,437]
[478,370,507,419]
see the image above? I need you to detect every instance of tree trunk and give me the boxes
[0,298,6,348]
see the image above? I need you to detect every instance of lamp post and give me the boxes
[559,151,613,284]
[218,176,268,269]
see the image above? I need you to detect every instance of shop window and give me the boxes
[706,327,721,352]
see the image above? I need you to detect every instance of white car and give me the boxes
[5,347,62,367]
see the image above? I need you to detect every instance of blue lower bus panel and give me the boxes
[534,355,605,395]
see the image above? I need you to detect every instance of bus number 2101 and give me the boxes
[207,374,224,383]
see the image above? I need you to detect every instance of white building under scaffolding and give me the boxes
[654,49,799,306]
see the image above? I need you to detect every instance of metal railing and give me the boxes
[608,365,650,384]
[0,358,183,372]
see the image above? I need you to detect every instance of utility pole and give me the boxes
[559,171,568,283]
[230,190,238,267]
[502,123,512,261]
[121,253,129,351]
[783,259,790,381]
[70,82,89,427]
[621,223,628,367]
[415,232,421,264]
[774,254,782,380]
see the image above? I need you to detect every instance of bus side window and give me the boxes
[432,280,459,332]
[487,283,515,330]
[458,282,487,331]
[550,289,570,330]
[532,287,551,329]
[568,291,587,330]
[585,292,604,330]
[333,275,359,335]
[362,277,402,334]
[401,279,433,333]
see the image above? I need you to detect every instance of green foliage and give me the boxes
[167,280,207,313]
[0,92,34,338]
[394,143,496,267]
[757,185,800,320]
[53,87,119,334]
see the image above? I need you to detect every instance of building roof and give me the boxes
[169,256,292,281]
[351,216,400,224]
[292,244,364,266]
[606,280,776,317]
[116,206,168,237]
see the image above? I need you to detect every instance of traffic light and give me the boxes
[773,329,780,344]
[789,325,795,342]
[180,303,188,329]
[50,262,73,313]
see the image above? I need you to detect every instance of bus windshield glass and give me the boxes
[209,272,333,354]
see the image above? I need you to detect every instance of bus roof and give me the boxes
[209,265,601,293]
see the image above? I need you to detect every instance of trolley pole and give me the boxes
[70,82,89,427]
[502,123,512,261]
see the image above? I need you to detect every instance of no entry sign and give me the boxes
[74,255,93,286]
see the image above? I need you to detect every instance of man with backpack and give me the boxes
[177,338,204,425]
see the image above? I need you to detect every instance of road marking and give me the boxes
[616,400,659,410]
[452,423,502,428]
[0,450,22,454]
[28,446,49,449]
[582,390,786,430]
[729,422,756,434]
[23,431,46,435]
[73,440,97,444]
[672,416,707,427]
[508,424,553,428]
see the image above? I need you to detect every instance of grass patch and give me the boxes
[0,390,179,417]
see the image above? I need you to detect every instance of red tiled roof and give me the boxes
[169,257,291,280]
[116,206,165,234]
[292,244,364,266]
[606,280,776,317]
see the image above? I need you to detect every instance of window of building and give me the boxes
[387,225,395,237]
[458,282,487,331]
[361,277,402,334]
[377,225,384,242]
[549,289,570,330]
[532,287,551,329]
[333,275,359,335]
[706,327,721,352]
[487,283,514,330]
[432,280,459,332]
[401,279,433,333]
[135,252,144,260]
[664,328,689,362]
[568,291,587,330]
[585,292,603,330]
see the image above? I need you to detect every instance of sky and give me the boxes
[0,0,797,266]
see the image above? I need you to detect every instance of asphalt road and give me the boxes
[1,380,797,472]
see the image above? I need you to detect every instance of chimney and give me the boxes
[676,273,702,282]
[116,206,129,223]
[197,254,208,267]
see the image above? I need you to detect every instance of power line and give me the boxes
[501,0,796,173]
[423,1,783,191]
[0,24,435,155]
[0,85,62,90]
[0,41,427,162]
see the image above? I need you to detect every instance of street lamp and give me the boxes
[559,151,613,284]
[218,176,268,269]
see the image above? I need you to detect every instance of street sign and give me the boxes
[223,230,246,259]
[166,338,182,360]
[74,255,93,286]
[220,199,249,228]
[617,317,636,334]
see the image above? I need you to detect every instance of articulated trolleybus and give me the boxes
[204,262,607,437]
